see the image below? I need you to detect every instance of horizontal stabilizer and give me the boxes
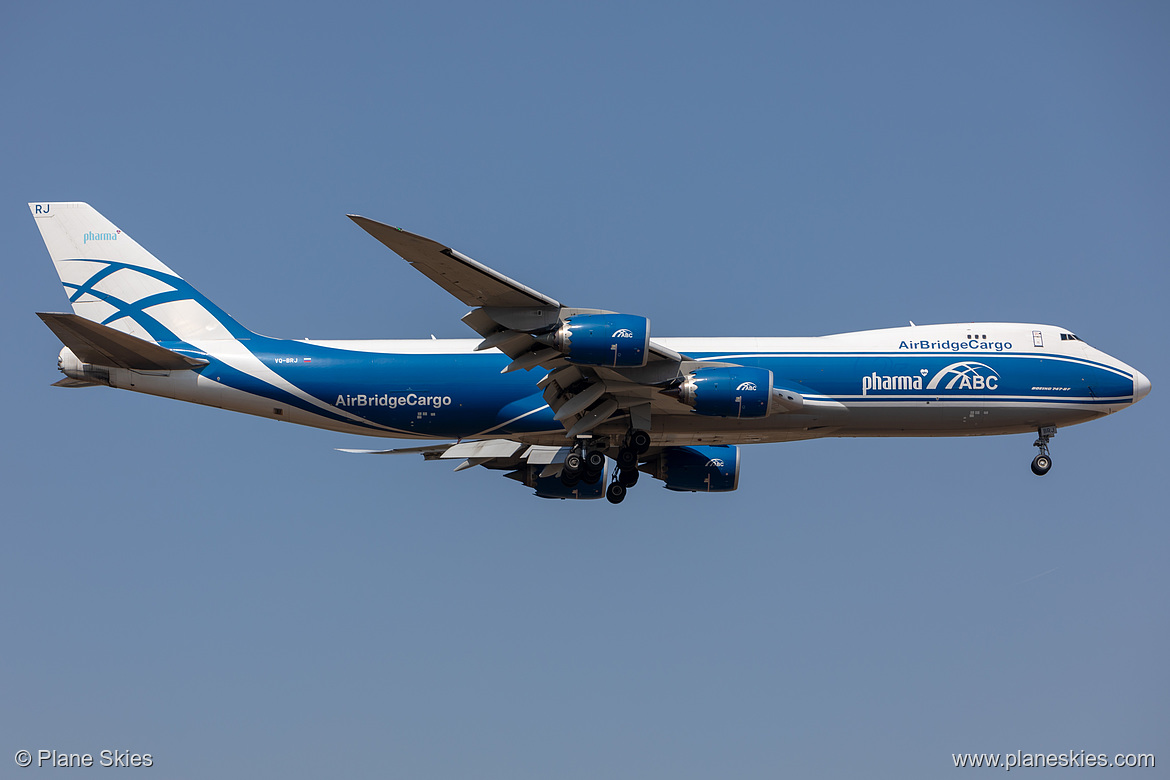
[51,377,101,388]
[38,312,208,370]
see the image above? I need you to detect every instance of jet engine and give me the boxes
[543,313,650,368]
[672,366,775,418]
[641,445,740,492]
[507,465,606,500]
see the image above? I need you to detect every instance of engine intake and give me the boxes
[547,313,650,368]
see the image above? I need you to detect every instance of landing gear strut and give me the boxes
[1031,426,1056,476]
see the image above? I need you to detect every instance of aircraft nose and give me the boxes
[1133,369,1152,403]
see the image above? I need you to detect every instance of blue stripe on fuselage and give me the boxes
[168,338,1136,438]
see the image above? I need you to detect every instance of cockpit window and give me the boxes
[1060,333,1081,341]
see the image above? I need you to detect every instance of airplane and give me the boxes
[31,202,1151,504]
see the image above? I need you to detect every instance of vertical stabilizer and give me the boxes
[29,202,251,343]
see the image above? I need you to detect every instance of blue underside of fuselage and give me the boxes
[159,334,1137,440]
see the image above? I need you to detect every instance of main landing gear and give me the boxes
[559,429,651,504]
[1031,426,1056,476]
[606,429,650,504]
[560,441,606,487]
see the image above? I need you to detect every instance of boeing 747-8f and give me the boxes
[32,202,1151,503]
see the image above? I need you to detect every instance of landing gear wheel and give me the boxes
[1031,426,1056,477]
[583,466,604,485]
[1031,454,1052,476]
[585,450,606,471]
[606,482,627,504]
[560,449,583,486]
[629,429,651,454]
[616,448,638,470]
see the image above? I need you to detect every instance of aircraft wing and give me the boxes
[341,438,562,472]
[339,439,613,498]
[350,215,681,355]
[349,216,791,443]
[347,217,559,309]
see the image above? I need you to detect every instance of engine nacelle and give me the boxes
[509,466,606,500]
[549,313,650,368]
[642,445,740,492]
[676,366,774,418]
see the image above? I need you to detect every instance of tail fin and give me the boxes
[30,202,252,343]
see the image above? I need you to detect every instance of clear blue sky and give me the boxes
[2,2,1166,777]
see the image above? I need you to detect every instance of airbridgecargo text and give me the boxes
[900,340,1012,351]
[335,393,452,409]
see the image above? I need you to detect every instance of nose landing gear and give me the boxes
[1031,426,1056,476]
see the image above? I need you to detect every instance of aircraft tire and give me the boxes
[564,451,583,472]
[1031,454,1052,476]
[585,450,606,471]
[606,482,626,504]
[616,448,638,470]
[630,429,651,454]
